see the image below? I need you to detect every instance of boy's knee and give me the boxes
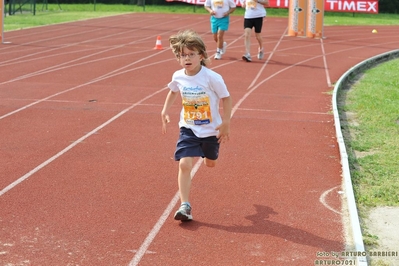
[244,28,251,37]
[179,158,192,172]
[204,158,217,168]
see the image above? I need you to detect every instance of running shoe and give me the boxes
[174,203,193,221]
[242,54,252,62]
[258,49,264,60]
[221,42,227,54]
[214,52,222,60]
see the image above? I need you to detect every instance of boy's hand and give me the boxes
[216,122,230,143]
[161,113,170,134]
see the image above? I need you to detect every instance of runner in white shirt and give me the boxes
[204,0,236,60]
[240,0,269,62]
[161,29,232,221]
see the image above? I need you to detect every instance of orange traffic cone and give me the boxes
[153,36,163,50]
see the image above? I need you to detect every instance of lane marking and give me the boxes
[319,186,342,215]
[320,38,332,88]
[0,18,217,195]
[237,107,329,115]
[0,87,167,197]
[247,28,287,90]
[129,158,203,266]
[0,56,172,121]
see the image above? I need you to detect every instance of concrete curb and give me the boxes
[332,49,399,266]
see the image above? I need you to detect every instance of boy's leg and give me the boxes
[254,18,264,51]
[175,157,194,221]
[244,28,252,55]
[242,27,252,62]
[217,17,229,51]
[212,17,222,59]
[211,16,218,43]
[213,32,218,43]
[255,32,264,59]
[255,32,263,51]
[202,135,219,168]
[215,29,225,59]
[178,157,194,203]
[204,158,217,167]
[217,30,225,50]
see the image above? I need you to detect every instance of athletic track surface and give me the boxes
[1,13,398,266]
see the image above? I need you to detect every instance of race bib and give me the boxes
[213,0,224,8]
[182,94,212,125]
[247,0,257,9]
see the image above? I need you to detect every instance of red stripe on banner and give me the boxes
[166,0,378,14]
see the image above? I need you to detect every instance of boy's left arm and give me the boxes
[216,96,232,143]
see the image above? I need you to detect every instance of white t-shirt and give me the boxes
[168,66,230,138]
[204,0,236,18]
[240,0,266,18]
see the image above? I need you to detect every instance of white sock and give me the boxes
[182,202,191,208]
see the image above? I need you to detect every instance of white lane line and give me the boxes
[129,158,203,266]
[320,38,332,88]
[0,56,172,121]
[319,185,342,215]
[247,27,288,90]
[0,87,166,197]
[0,17,195,84]
[237,107,329,115]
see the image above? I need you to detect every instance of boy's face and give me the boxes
[177,47,203,76]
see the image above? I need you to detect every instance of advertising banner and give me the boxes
[324,0,378,13]
[166,0,291,8]
[166,0,378,13]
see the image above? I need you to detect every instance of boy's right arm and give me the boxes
[161,90,179,134]
[205,5,215,15]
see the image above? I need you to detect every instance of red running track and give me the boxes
[1,13,398,265]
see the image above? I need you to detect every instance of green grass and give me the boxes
[323,11,399,26]
[337,57,399,255]
[4,12,123,31]
[343,59,399,207]
[3,4,139,31]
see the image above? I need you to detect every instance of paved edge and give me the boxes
[332,49,399,266]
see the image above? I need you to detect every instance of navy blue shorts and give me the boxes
[174,127,220,161]
[244,17,264,33]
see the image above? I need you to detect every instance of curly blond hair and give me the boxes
[169,29,210,66]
